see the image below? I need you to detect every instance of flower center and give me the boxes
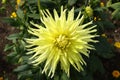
[54,34,70,49]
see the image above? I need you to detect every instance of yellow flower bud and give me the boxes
[101,34,107,38]
[2,0,6,4]
[100,2,104,7]
[85,6,93,17]
[94,17,97,21]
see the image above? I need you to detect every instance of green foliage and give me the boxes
[88,55,105,74]
[68,0,77,6]
[95,37,115,58]
[109,2,120,19]
[3,0,120,80]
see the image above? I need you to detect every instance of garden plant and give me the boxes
[1,0,120,80]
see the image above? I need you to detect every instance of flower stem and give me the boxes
[37,0,42,17]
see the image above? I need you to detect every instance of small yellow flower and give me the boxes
[112,70,120,78]
[100,2,104,7]
[114,42,120,48]
[0,77,3,80]
[101,34,107,38]
[17,0,21,5]
[16,0,24,7]
[26,6,98,77]
[10,12,17,18]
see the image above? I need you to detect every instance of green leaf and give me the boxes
[14,64,29,72]
[28,14,40,19]
[82,74,93,80]
[7,33,20,40]
[68,0,77,6]
[4,44,14,51]
[17,9,24,19]
[34,69,43,80]
[7,52,17,57]
[94,7,104,12]
[88,55,105,74]
[112,9,120,19]
[110,2,120,9]
[75,8,82,13]
[26,0,37,4]
[106,0,112,7]
[21,56,31,64]
[60,72,69,80]
[6,52,20,64]
[2,17,21,26]
[94,37,115,59]
[18,70,33,80]
[103,20,115,29]
[41,0,57,9]
[54,75,59,80]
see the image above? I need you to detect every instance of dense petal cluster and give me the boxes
[85,6,93,17]
[26,6,98,77]
[112,70,120,78]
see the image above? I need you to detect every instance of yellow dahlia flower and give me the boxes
[26,6,98,77]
